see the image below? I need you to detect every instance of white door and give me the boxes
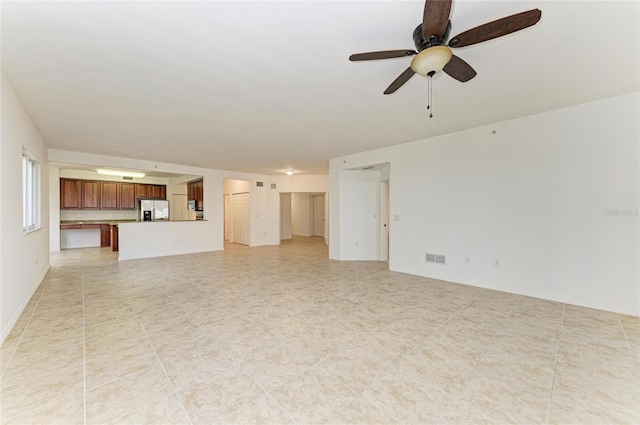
[231,192,250,245]
[224,194,230,241]
[313,195,325,237]
[172,194,188,221]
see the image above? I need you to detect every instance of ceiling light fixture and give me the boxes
[410,46,453,119]
[285,170,294,176]
[97,169,146,178]
[410,46,452,77]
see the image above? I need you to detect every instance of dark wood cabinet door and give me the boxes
[136,184,151,199]
[60,179,82,209]
[111,225,119,252]
[82,180,101,209]
[195,179,203,210]
[100,224,111,247]
[100,182,119,209]
[188,179,204,210]
[120,183,136,209]
[151,185,166,200]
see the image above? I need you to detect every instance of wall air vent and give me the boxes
[271,183,277,189]
[425,253,446,265]
[256,181,263,187]
[122,176,133,181]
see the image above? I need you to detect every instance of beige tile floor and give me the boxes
[1,236,639,424]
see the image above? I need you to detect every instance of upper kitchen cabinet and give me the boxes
[60,178,82,209]
[151,185,166,200]
[187,179,204,211]
[136,183,152,199]
[136,183,166,200]
[100,182,119,210]
[82,180,101,209]
[120,183,136,209]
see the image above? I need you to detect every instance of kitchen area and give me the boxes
[56,167,212,260]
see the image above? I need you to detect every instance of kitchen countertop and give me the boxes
[60,219,206,225]
[60,219,137,225]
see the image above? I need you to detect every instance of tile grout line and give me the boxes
[436,294,523,424]
[0,267,53,379]
[125,297,195,425]
[617,314,638,369]
[82,251,88,425]
[545,303,566,425]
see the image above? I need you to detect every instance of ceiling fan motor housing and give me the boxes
[413,21,451,51]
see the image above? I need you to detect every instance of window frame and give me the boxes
[22,148,41,234]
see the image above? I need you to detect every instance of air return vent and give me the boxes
[122,176,133,181]
[256,181,263,187]
[425,253,446,265]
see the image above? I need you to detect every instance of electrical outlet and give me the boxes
[494,259,500,267]
[35,257,38,266]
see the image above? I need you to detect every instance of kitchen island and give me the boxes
[117,220,216,261]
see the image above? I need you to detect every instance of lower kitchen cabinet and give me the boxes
[111,225,119,251]
[100,224,111,247]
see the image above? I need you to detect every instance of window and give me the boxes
[22,149,41,233]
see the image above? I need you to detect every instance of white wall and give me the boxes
[118,222,216,261]
[329,92,640,316]
[49,167,60,251]
[292,193,313,236]
[1,74,51,343]
[338,170,381,260]
[280,193,292,240]
[223,179,250,194]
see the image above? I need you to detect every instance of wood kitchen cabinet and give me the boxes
[60,178,165,210]
[60,179,82,209]
[81,181,101,210]
[187,179,204,210]
[111,225,119,252]
[151,185,166,200]
[100,224,111,247]
[136,184,151,199]
[120,183,136,209]
[100,182,119,210]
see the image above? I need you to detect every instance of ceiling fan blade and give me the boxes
[448,9,542,48]
[443,55,477,82]
[384,67,416,94]
[422,0,453,39]
[349,50,417,61]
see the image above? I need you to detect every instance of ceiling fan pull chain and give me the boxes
[428,72,434,118]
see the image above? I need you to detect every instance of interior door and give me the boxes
[231,192,250,245]
[224,194,230,241]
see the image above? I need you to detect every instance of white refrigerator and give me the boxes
[139,200,170,221]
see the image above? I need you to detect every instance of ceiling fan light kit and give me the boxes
[410,46,453,76]
[349,0,542,116]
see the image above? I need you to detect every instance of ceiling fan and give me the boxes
[349,0,542,95]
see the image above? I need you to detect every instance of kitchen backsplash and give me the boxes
[60,210,137,221]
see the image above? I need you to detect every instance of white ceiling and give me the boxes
[2,1,638,175]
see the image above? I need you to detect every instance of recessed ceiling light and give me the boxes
[285,170,294,176]
[97,169,146,178]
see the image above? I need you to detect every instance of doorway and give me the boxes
[280,192,327,244]
[223,179,251,246]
